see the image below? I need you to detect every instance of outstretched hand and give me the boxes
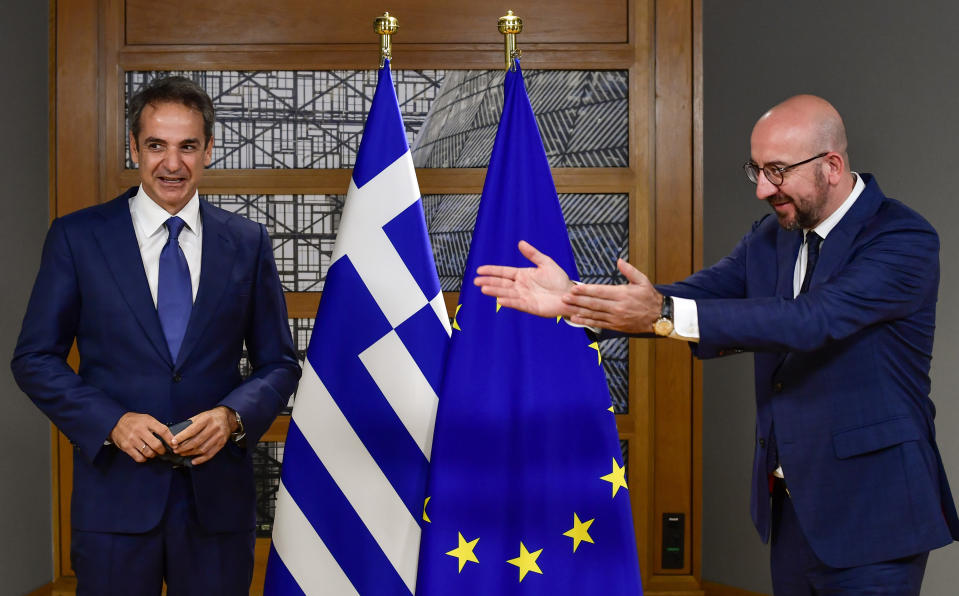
[564,258,663,334]
[474,241,663,334]
[474,241,575,318]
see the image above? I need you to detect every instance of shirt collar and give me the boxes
[131,185,201,239]
[808,172,865,241]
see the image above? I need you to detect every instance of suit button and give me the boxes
[773,382,783,393]
[759,438,766,447]
[173,373,182,382]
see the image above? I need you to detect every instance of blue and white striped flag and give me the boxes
[264,59,451,596]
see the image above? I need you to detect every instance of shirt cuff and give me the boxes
[670,296,700,341]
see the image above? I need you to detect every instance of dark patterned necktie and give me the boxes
[157,216,192,360]
[799,232,822,295]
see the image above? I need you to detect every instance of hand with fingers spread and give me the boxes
[563,258,663,334]
[474,240,576,318]
[172,405,237,465]
[109,412,176,463]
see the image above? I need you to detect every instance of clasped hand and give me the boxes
[473,240,663,334]
[109,405,238,465]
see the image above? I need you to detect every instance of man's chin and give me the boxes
[142,183,195,212]
[774,212,800,231]
[769,199,801,231]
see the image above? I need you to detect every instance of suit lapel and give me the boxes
[809,176,883,290]
[175,201,237,367]
[94,191,174,367]
[770,228,802,373]
[812,226,854,289]
[775,228,802,298]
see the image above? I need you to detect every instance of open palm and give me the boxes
[474,241,573,318]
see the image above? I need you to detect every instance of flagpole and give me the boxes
[498,10,523,71]
[374,12,398,67]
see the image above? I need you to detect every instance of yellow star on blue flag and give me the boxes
[506,542,543,581]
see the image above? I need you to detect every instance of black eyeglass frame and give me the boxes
[743,152,829,186]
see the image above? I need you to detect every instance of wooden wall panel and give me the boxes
[126,0,628,45]
[116,43,634,71]
[651,0,696,586]
[627,0,655,583]
[55,0,99,216]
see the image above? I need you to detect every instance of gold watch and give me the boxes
[653,295,674,337]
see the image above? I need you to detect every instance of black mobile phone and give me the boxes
[168,419,193,436]
[154,419,194,467]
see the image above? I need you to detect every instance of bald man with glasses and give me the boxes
[475,95,959,594]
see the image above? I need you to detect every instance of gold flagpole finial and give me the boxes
[374,12,399,67]
[498,10,523,71]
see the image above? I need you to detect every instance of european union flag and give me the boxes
[265,60,450,595]
[416,60,642,594]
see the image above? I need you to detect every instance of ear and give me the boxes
[823,151,845,185]
[203,136,214,167]
[129,131,139,166]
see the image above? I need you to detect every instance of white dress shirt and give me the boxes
[129,186,203,306]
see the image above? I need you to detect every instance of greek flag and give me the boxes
[415,60,642,595]
[264,60,451,596]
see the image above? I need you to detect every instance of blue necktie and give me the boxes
[800,231,822,295]
[157,216,193,360]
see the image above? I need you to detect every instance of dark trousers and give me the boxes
[770,481,928,595]
[72,468,255,596]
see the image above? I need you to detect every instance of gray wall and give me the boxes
[1,2,53,595]
[702,1,959,593]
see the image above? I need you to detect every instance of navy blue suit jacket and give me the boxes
[12,187,301,534]
[660,174,959,568]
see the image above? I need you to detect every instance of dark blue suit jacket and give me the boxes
[12,187,301,534]
[660,174,959,568]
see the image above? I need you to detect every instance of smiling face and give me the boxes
[129,101,213,214]
[749,95,852,231]
[751,144,831,231]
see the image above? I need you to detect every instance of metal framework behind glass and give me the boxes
[125,69,627,169]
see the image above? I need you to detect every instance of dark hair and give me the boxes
[128,76,215,146]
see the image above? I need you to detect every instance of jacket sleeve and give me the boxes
[11,219,129,461]
[695,216,938,353]
[217,224,301,445]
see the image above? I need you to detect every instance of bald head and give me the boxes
[752,94,848,163]
[749,95,856,230]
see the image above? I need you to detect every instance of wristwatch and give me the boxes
[653,295,674,337]
[229,408,246,443]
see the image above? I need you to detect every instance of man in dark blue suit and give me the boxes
[12,77,301,595]
[475,95,959,594]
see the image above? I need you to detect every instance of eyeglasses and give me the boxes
[743,152,829,186]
